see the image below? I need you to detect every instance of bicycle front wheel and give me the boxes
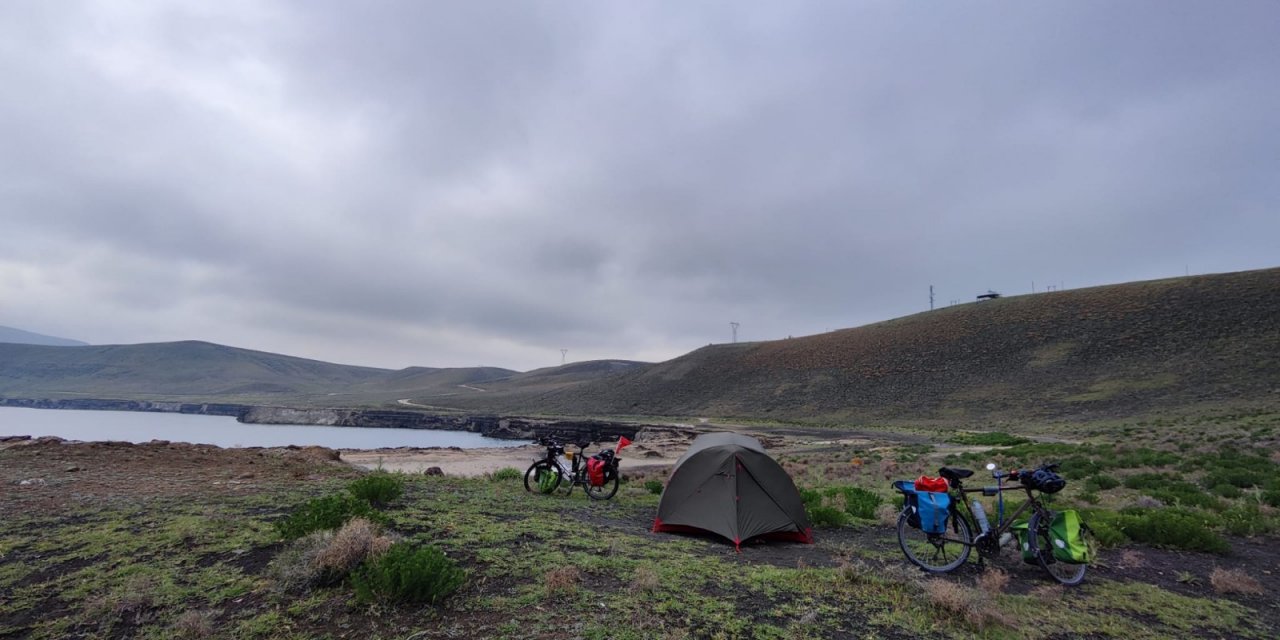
[586,470,620,500]
[1028,510,1090,586]
[897,508,972,573]
[523,460,562,494]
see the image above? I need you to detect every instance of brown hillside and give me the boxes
[438,267,1280,422]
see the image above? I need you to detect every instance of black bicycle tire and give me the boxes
[523,460,561,494]
[585,470,620,500]
[896,508,972,573]
[1027,510,1088,586]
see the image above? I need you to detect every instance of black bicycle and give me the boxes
[894,462,1096,585]
[523,438,621,500]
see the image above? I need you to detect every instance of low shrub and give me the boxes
[798,488,823,509]
[544,565,580,598]
[275,494,387,540]
[1209,568,1264,595]
[838,487,883,520]
[313,517,395,580]
[807,506,848,528]
[644,480,664,495]
[1085,474,1120,492]
[1123,473,1172,491]
[950,432,1031,447]
[1146,482,1223,511]
[268,519,395,591]
[489,467,522,482]
[348,472,405,508]
[1118,509,1229,554]
[1262,490,1280,508]
[1219,504,1276,537]
[1210,483,1242,499]
[352,543,465,605]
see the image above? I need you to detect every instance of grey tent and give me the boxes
[653,432,813,548]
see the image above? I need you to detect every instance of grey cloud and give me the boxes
[1,1,1277,370]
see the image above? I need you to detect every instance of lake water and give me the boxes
[0,407,529,449]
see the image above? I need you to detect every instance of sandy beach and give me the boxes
[340,435,690,477]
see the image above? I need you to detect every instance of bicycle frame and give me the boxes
[946,474,1053,554]
[954,486,1035,541]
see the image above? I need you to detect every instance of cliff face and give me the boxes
[237,406,640,443]
[0,397,247,417]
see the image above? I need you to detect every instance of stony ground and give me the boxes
[3,434,1279,639]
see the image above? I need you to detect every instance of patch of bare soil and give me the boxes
[0,435,358,512]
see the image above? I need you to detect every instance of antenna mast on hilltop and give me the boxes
[930,285,935,311]
[560,349,567,365]
[729,322,739,344]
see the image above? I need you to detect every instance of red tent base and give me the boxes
[653,517,813,550]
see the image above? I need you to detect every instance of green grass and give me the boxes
[6,416,1280,639]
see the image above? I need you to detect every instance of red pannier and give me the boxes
[587,457,606,487]
[913,476,948,492]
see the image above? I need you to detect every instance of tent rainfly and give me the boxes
[653,432,813,549]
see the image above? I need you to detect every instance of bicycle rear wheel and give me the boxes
[585,470,620,500]
[1028,510,1090,586]
[523,460,562,494]
[897,508,972,573]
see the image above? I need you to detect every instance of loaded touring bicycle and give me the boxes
[894,462,1097,585]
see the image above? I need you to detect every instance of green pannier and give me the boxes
[1048,510,1093,564]
[1010,520,1037,565]
[537,467,559,493]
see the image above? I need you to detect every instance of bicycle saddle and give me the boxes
[939,467,974,483]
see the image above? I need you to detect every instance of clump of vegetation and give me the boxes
[808,506,848,528]
[837,486,884,520]
[1085,474,1120,492]
[489,467,522,482]
[313,517,395,579]
[644,479,665,494]
[268,518,395,591]
[976,568,1010,594]
[801,485,883,523]
[348,471,405,508]
[1209,568,1263,595]
[629,566,659,593]
[924,579,1013,631]
[543,565,580,599]
[1116,509,1229,554]
[275,494,387,540]
[950,432,1031,447]
[352,542,465,605]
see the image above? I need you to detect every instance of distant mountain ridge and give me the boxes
[0,326,87,347]
[1,267,1277,423]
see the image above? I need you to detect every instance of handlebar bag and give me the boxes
[1049,510,1092,564]
[586,457,606,487]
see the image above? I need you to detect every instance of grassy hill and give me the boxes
[0,325,87,347]
[2,268,1278,423]
[428,267,1280,422]
[0,341,400,404]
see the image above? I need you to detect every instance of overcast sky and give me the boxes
[1,1,1277,372]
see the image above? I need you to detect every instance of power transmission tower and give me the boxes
[729,322,739,343]
[560,349,567,365]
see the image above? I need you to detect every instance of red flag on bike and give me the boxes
[616,436,632,453]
